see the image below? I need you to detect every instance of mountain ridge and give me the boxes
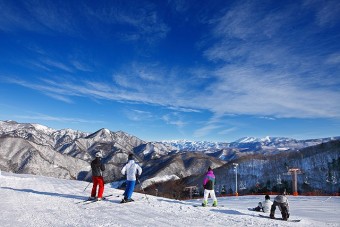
[0,120,339,193]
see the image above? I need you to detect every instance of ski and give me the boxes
[102,194,115,199]
[119,198,135,204]
[75,198,95,204]
[76,194,115,204]
[258,214,301,222]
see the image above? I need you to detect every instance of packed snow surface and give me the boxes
[0,172,339,227]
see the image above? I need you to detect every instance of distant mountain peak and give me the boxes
[86,128,112,140]
[233,137,258,143]
[31,123,56,134]
[3,120,18,124]
[261,136,271,142]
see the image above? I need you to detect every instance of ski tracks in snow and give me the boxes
[1,173,333,226]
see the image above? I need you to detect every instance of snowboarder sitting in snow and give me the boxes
[121,153,142,203]
[202,166,217,207]
[252,194,273,213]
[270,189,290,220]
[90,152,105,201]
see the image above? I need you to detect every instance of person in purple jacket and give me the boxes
[202,166,217,207]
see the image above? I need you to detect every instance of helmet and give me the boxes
[95,152,103,158]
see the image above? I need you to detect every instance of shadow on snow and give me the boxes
[0,186,86,201]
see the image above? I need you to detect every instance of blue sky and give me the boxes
[0,0,340,142]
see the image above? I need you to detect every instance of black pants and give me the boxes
[254,206,262,212]
[270,201,289,220]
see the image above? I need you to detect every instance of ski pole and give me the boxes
[83,182,91,192]
[137,178,150,204]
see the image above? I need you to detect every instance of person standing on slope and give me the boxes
[121,153,142,203]
[270,189,290,220]
[202,166,217,207]
[89,152,105,201]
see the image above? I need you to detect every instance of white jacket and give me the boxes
[260,199,273,213]
[121,160,142,181]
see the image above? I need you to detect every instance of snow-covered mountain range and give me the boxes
[161,136,339,154]
[0,120,224,186]
[0,120,339,192]
[178,140,340,196]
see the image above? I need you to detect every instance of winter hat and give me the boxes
[128,153,134,160]
[280,188,287,195]
[95,152,103,158]
[265,195,270,200]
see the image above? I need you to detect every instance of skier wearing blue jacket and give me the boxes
[121,153,142,203]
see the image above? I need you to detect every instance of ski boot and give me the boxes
[212,200,217,207]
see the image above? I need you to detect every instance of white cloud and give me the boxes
[193,123,221,138]
[167,106,200,113]
[14,113,104,124]
[83,1,170,43]
[212,1,293,41]
[162,113,186,128]
[71,60,93,72]
[197,65,340,118]
[198,1,340,119]
[2,1,340,123]
[41,59,74,73]
[0,1,169,43]
[0,1,41,32]
[5,45,340,120]
[303,0,340,27]
[125,109,153,121]
[218,127,238,135]
[325,53,340,65]
[44,92,73,104]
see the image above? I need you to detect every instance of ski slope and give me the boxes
[0,172,339,227]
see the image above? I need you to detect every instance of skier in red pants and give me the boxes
[89,152,105,201]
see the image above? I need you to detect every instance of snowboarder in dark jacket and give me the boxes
[90,152,105,201]
[270,189,290,220]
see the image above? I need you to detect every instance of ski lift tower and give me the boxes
[287,168,302,196]
[233,163,239,196]
[184,186,198,199]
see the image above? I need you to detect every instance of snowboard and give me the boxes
[193,204,224,207]
[259,214,301,222]
[248,208,264,212]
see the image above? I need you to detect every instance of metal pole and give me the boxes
[235,166,238,196]
[83,182,91,192]
[292,171,298,196]
[233,163,238,196]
